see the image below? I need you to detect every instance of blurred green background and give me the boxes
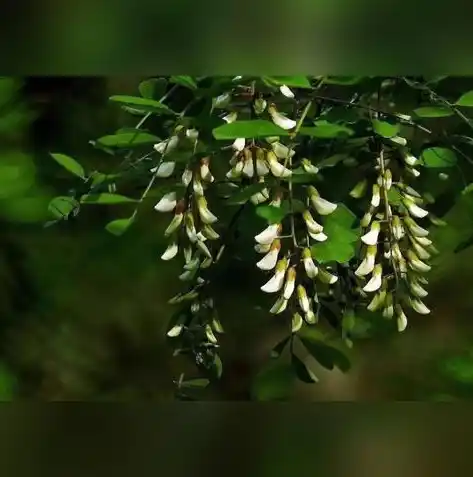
[1,76,473,402]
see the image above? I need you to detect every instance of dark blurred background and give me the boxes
[0,76,473,404]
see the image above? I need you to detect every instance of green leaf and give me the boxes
[414,106,454,118]
[270,337,290,359]
[138,78,167,99]
[227,183,267,205]
[255,205,288,224]
[300,121,354,139]
[170,75,198,90]
[323,76,364,85]
[316,153,350,169]
[213,120,290,140]
[109,95,176,115]
[48,196,78,219]
[180,378,210,388]
[251,360,295,401]
[105,217,135,236]
[372,119,400,138]
[455,91,473,107]
[387,188,402,205]
[97,131,160,148]
[291,354,319,383]
[311,204,360,263]
[50,153,86,179]
[300,338,351,372]
[421,147,457,168]
[81,193,137,204]
[266,76,312,88]
[0,363,16,401]
[441,354,473,384]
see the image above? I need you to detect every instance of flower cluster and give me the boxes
[351,144,437,332]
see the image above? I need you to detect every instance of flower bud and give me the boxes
[269,295,288,314]
[200,157,214,183]
[408,297,430,315]
[301,159,319,175]
[283,267,297,299]
[197,196,218,224]
[318,268,338,285]
[297,285,310,313]
[165,211,184,236]
[396,305,408,331]
[371,184,381,207]
[292,312,303,332]
[349,179,368,199]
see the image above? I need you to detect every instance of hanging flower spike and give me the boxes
[283,266,297,300]
[361,221,381,246]
[408,297,430,315]
[279,85,295,98]
[272,142,296,160]
[395,304,408,332]
[403,217,429,237]
[301,158,319,175]
[297,284,310,313]
[269,295,288,314]
[363,264,383,293]
[261,257,288,293]
[302,210,324,235]
[151,161,176,178]
[200,157,214,183]
[302,248,318,278]
[349,179,368,199]
[154,192,177,212]
[355,245,377,277]
[161,242,178,261]
[266,150,292,178]
[268,103,297,130]
[308,186,337,215]
[371,184,381,208]
[233,138,246,152]
[255,223,281,245]
[403,197,429,219]
[154,135,179,155]
[256,239,281,271]
[196,196,218,224]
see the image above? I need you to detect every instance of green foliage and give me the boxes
[46,75,473,400]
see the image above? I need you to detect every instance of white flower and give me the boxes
[261,258,288,293]
[250,189,269,205]
[360,211,373,228]
[255,151,270,176]
[304,310,317,324]
[196,239,212,259]
[371,184,381,207]
[377,169,392,190]
[256,240,281,271]
[266,151,292,178]
[202,224,220,240]
[403,198,428,218]
[186,128,199,141]
[409,278,428,298]
[193,176,205,196]
[253,98,267,114]
[392,215,405,240]
[382,293,393,318]
[255,223,281,245]
[367,289,386,312]
[407,250,431,273]
[197,196,218,224]
[390,136,407,146]
[272,142,296,160]
[232,138,246,151]
[309,231,328,242]
[403,152,418,167]
[223,112,237,123]
[292,312,303,332]
[301,159,319,175]
[283,267,296,300]
[363,264,383,293]
[395,305,408,332]
[154,192,177,212]
[318,268,338,285]
[269,295,288,314]
[303,210,324,234]
[361,221,381,246]
[151,161,175,178]
[161,242,178,261]
[404,217,429,237]
[302,248,318,278]
[409,297,430,315]
[407,168,421,178]
[184,212,198,242]
[242,156,255,178]
[297,285,310,313]
[350,179,368,199]
[268,104,296,130]
[182,168,193,186]
[308,186,337,215]
[200,158,214,183]
[355,245,377,277]
[167,317,186,337]
[410,240,431,260]
[164,212,183,236]
[414,236,432,247]
[280,85,295,98]
[154,135,179,155]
